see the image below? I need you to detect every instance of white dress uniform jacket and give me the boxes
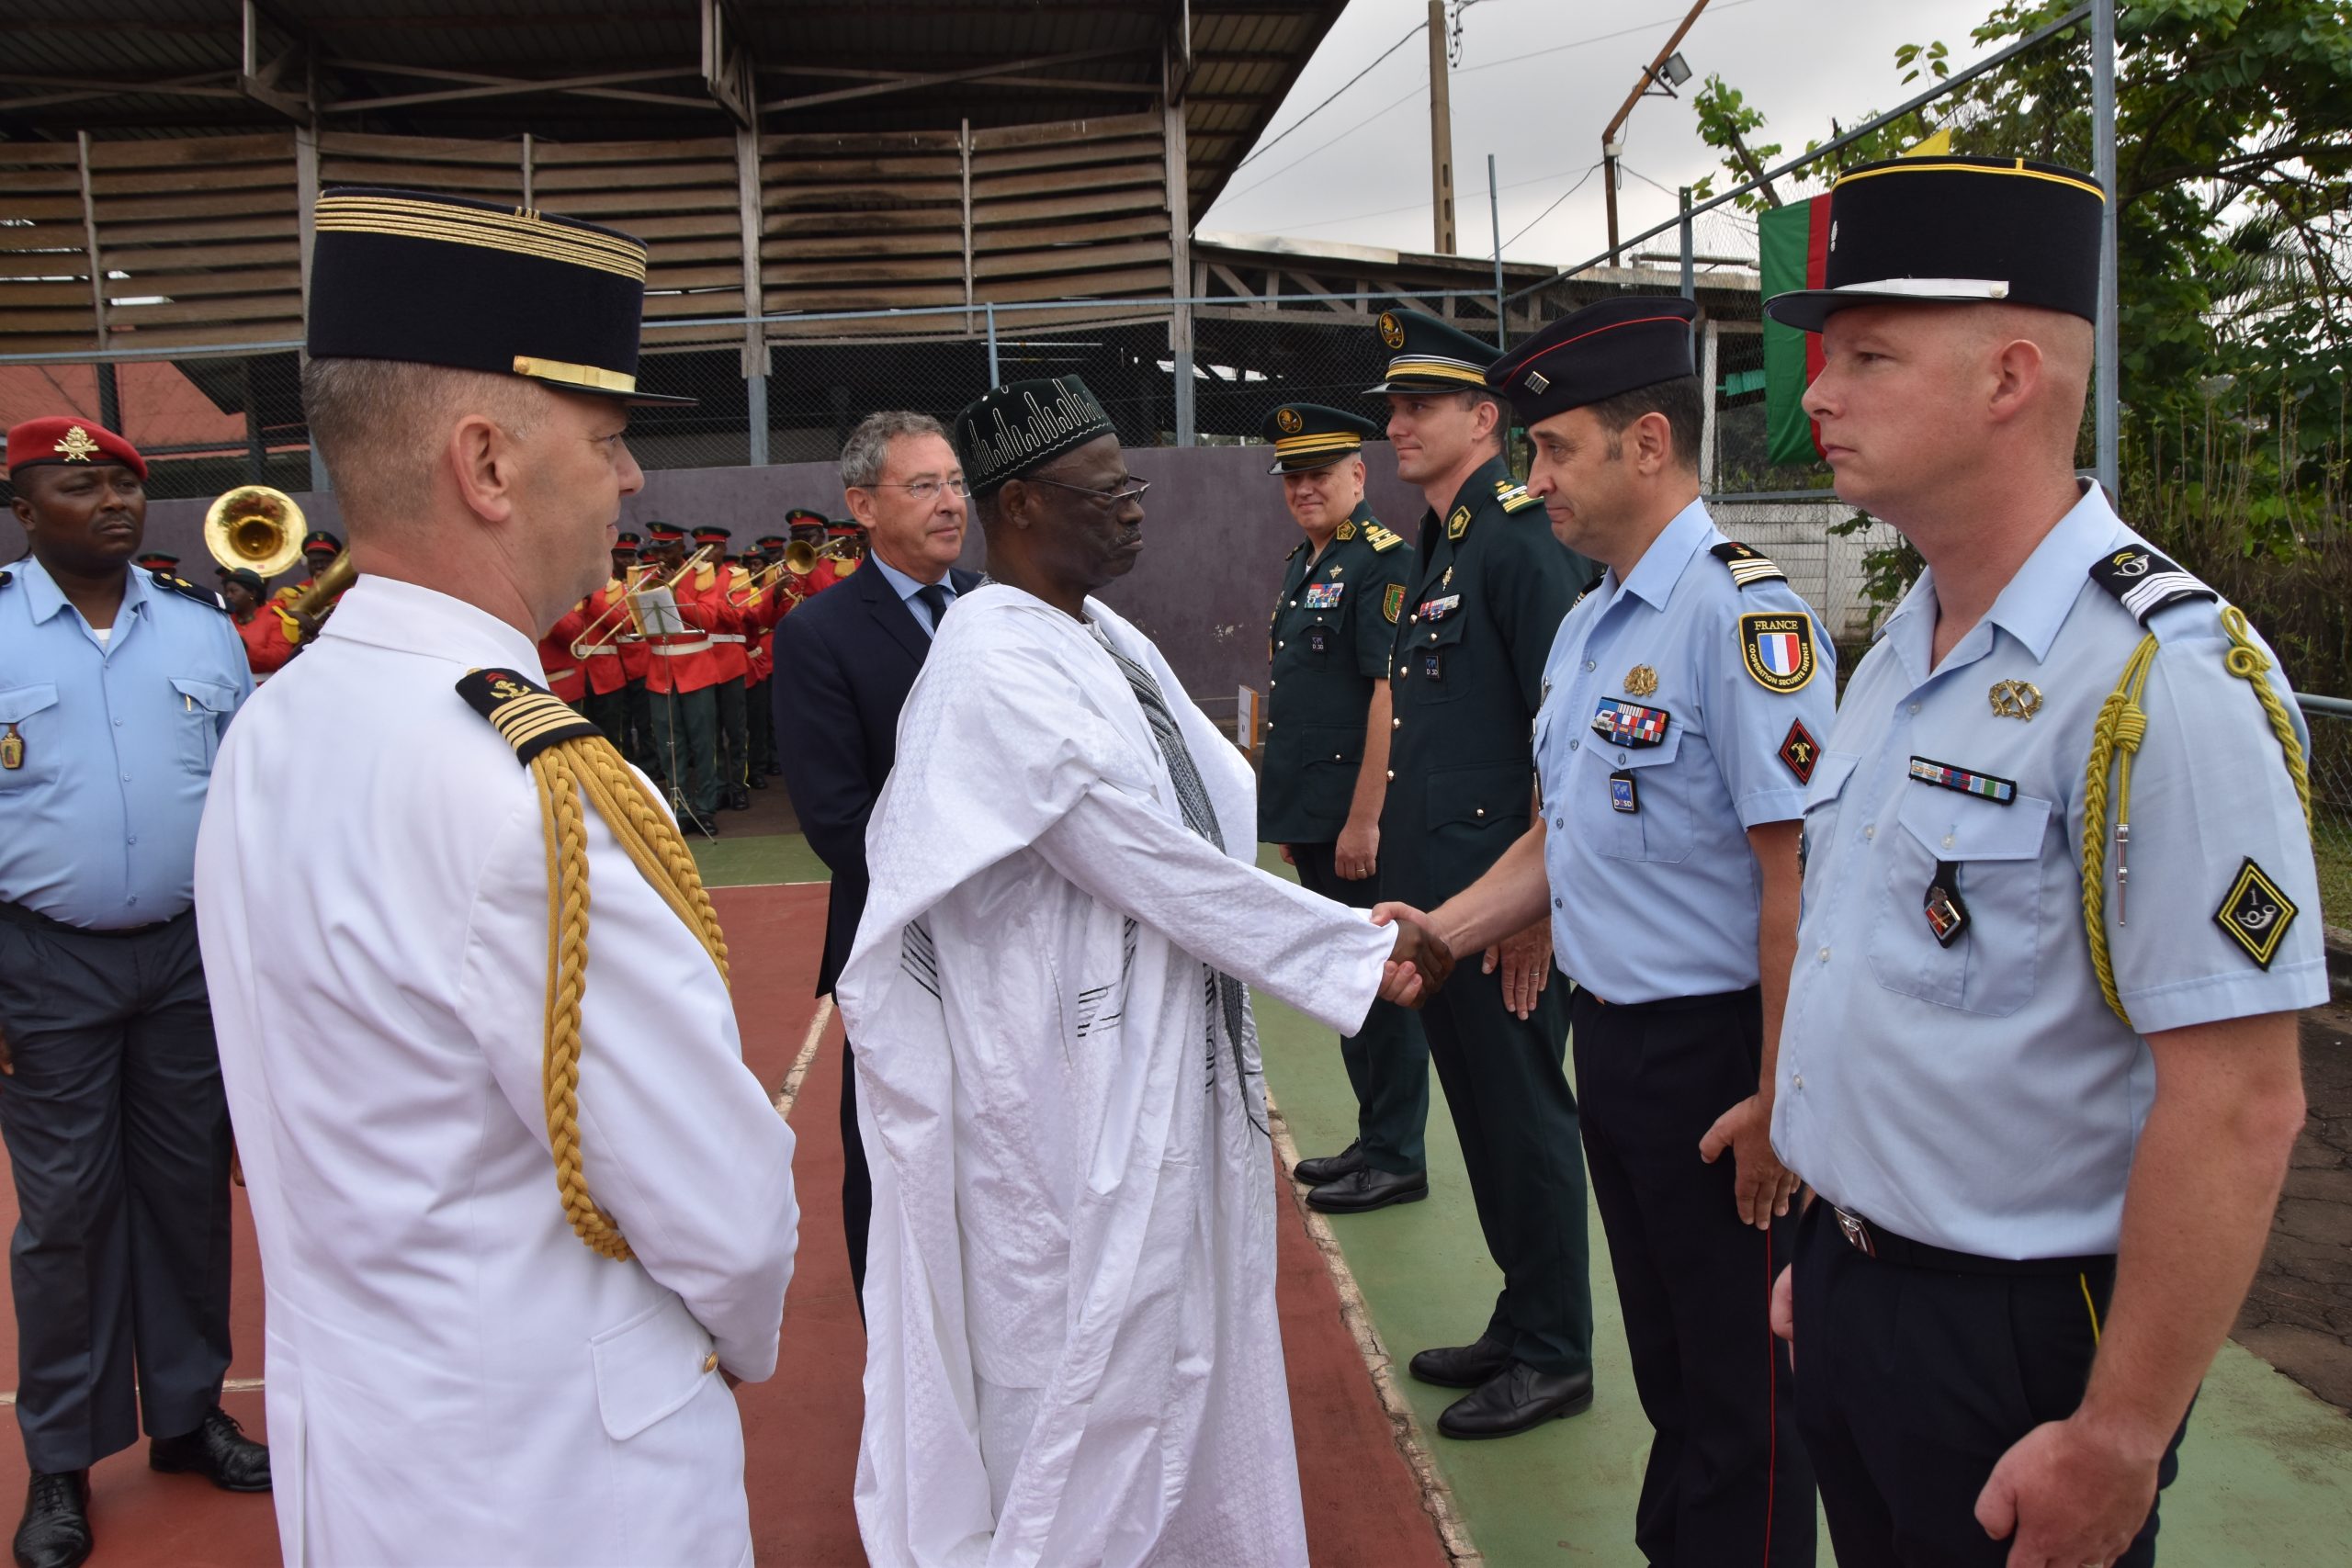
[194,577,798,1567]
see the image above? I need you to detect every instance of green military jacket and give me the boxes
[1380,453,1599,907]
[1260,500,1415,844]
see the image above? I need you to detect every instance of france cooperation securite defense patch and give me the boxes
[457,667,603,765]
[1739,612,1816,694]
[2214,857,2297,970]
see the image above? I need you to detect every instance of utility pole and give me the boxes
[1428,0,1455,254]
[1601,0,1713,265]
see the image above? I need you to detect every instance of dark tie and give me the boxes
[914,583,952,635]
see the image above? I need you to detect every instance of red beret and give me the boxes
[6,417,147,480]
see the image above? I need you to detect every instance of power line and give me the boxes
[1233,20,1428,174]
[1218,84,1429,208]
[1455,0,1768,77]
[1282,159,1611,236]
[1506,163,1605,250]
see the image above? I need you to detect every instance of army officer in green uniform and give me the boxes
[1370,309,1604,1438]
[1257,403,1432,1213]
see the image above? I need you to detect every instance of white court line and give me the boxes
[775,996,835,1120]
[703,879,832,892]
[1265,1091,1482,1567]
[0,1375,266,1409]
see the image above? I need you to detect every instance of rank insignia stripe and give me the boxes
[1383,583,1405,625]
[2088,545,2219,626]
[1364,523,1405,553]
[1738,612,1816,693]
[456,666,604,766]
[1906,755,2017,805]
[1778,718,1820,784]
[1709,540,1788,588]
[2214,857,2297,970]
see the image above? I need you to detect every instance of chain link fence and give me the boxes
[2304,698,2352,932]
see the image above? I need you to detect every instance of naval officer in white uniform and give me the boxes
[193,187,797,1566]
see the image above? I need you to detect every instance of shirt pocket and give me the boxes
[1595,725,1691,864]
[0,683,60,792]
[1868,785,2052,1017]
[1400,606,1471,704]
[168,676,238,774]
[1797,750,1859,899]
[1424,760,1532,897]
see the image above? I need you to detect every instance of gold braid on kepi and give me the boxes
[2080,549,2312,1027]
[457,668,731,1259]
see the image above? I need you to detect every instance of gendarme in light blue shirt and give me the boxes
[866,550,958,635]
[0,557,251,929]
[1533,499,1837,1003]
[1772,484,2325,1258]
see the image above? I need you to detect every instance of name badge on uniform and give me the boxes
[1303,581,1345,610]
[1417,593,1461,623]
[1924,860,1970,947]
[1609,770,1638,813]
[1306,626,1330,655]
[1422,650,1444,682]
[1589,698,1669,748]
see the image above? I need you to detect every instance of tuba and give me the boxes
[203,485,306,579]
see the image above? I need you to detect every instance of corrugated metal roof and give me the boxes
[0,1,1346,214]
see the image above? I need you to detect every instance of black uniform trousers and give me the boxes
[1289,843,1429,1174]
[624,679,660,777]
[0,907,232,1474]
[1571,985,1814,1567]
[840,1038,871,1313]
[1422,962,1591,1377]
[1792,1200,2186,1567]
[582,684,629,756]
[648,682,719,820]
[714,675,750,794]
[746,675,776,775]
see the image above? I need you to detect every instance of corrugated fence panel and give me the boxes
[89,135,302,349]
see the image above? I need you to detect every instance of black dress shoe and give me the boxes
[748,773,766,790]
[729,786,752,812]
[1437,1361,1594,1439]
[1293,1141,1366,1186]
[763,762,783,776]
[1408,1334,1515,1389]
[13,1470,90,1568]
[149,1406,270,1494]
[1306,1166,1428,1214]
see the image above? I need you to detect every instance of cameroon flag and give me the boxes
[1758,194,1830,466]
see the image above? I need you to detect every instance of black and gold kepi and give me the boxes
[955,376,1115,498]
[1261,403,1381,475]
[1366,308,1499,395]
[1764,155,2105,333]
[1487,296,1696,425]
[307,186,691,406]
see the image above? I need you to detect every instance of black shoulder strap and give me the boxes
[1709,541,1788,590]
[2087,544,2218,625]
[149,569,229,612]
[456,667,602,766]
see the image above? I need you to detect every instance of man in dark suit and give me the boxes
[775,409,979,1303]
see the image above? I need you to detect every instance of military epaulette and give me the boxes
[456,667,602,766]
[1284,540,1306,562]
[0,570,13,591]
[1570,579,1598,611]
[1363,522,1405,553]
[1710,541,1787,590]
[149,569,228,612]
[1495,479,1544,515]
[2087,544,2217,626]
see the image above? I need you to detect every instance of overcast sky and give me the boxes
[1198,0,2007,266]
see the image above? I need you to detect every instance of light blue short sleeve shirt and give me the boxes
[1534,499,1838,1004]
[1771,485,2325,1258]
[0,558,252,929]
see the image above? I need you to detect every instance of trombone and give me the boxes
[569,546,711,658]
[722,558,793,608]
[781,536,864,577]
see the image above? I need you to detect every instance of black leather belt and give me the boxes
[1827,1204,2112,1278]
[0,900,184,939]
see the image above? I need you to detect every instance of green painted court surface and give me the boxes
[701,833,2352,1564]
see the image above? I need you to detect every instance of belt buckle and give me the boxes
[1834,1206,1878,1258]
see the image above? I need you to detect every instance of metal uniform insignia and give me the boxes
[2214,857,2297,969]
[1442,565,1453,588]
[1624,664,1658,697]
[1906,756,2017,805]
[1275,406,1304,434]
[1524,369,1549,394]
[1738,612,1816,693]
[1778,718,1819,784]
[1609,770,1638,813]
[1988,679,2042,721]
[1303,581,1345,610]
[52,424,101,463]
[1589,698,1669,747]
[1383,583,1405,625]
[0,724,21,772]
[1447,505,1471,541]
[1378,310,1406,349]
[1334,519,1357,542]
[1924,861,1971,947]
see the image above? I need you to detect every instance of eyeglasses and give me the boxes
[867,478,970,502]
[1023,474,1151,508]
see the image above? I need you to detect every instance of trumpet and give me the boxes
[569,547,710,658]
[781,536,864,577]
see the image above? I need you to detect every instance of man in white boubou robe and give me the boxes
[837,376,1453,1568]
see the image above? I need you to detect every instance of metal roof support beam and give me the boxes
[702,0,757,131]
[241,1,312,123]
[317,62,709,114]
[0,71,244,107]
[757,48,1142,115]
[1164,36,1194,447]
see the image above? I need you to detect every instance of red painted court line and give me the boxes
[0,882,1444,1567]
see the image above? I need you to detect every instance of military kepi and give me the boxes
[1486,296,1696,424]
[1261,403,1381,475]
[307,186,690,405]
[954,376,1115,497]
[6,417,147,479]
[1764,155,2105,333]
[1366,309,1500,394]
